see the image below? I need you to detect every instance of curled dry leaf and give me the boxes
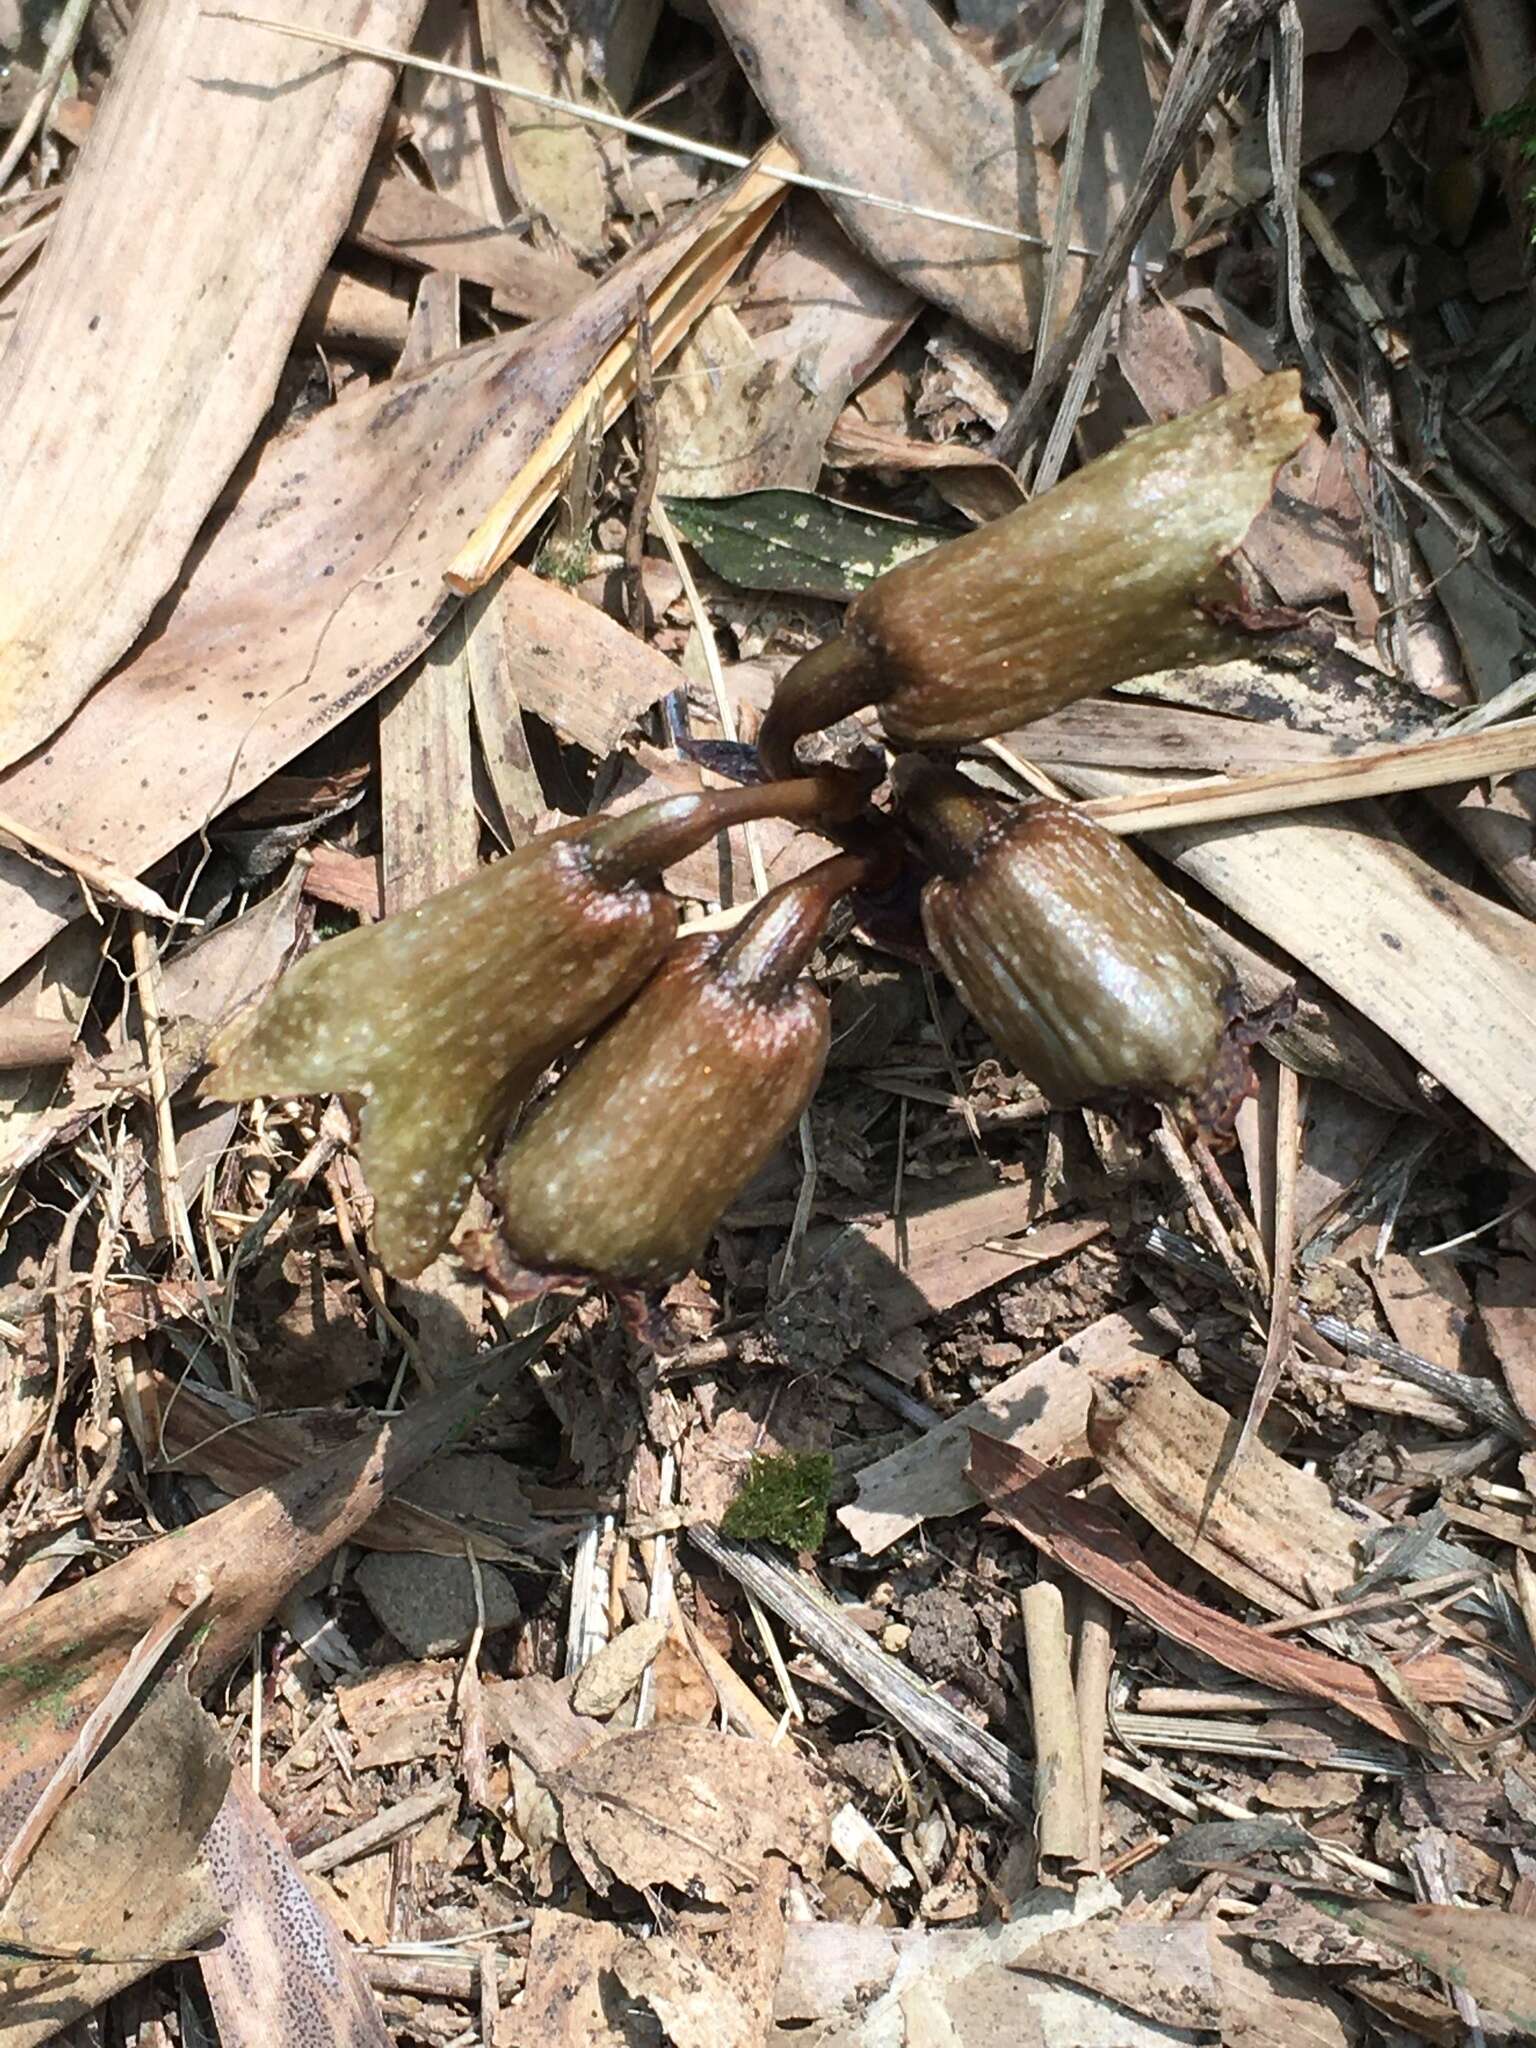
[550,1725,828,1901]
[0,0,423,770]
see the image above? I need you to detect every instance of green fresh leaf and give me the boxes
[663,489,955,601]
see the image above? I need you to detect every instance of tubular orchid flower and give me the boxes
[900,766,1247,1130]
[204,780,847,1276]
[486,855,864,1291]
[759,374,1312,773]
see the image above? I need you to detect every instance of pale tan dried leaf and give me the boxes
[570,1618,669,1717]
[656,199,916,497]
[0,0,421,769]
[1017,1922,1220,2030]
[1207,1928,1355,2048]
[487,566,687,753]
[614,1938,760,2048]
[518,1910,635,2046]
[1316,1899,1536,2031]
[709,0,1047,349]
[352,164,589,314]
[838,1307,1178,1557]
[811,1178,1101,1350]
[552,1726,827,1900]
[479,0,611,256]
[201,1774,392,2048]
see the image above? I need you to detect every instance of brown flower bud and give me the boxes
[903,768,1236,1120]
[759,374,1311,774]
[204,780,845,1277]
[490,857,860,1288]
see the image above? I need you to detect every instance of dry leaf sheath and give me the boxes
[489,857,860,1288]
[901,767,1240,1126]
[759,373,1311,772]
[204,782,842,1276]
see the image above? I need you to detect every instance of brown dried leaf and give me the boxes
[0,0,422,769]
[479,0,611,257]
[552,1726,827,1900]
[0,1678,229,2045]
[1316,1899,1536,2032]
[613,1935,760,2048]
[1478,1258,1536,1430]
[656,199,916,496]
[200,1774,392,2048]
[710,0,1047,349]
[1016,1922,1221,2030]
[352,164,590,314]
[0,1348,538,1837]
[839,1307,1178,1557]
[968,1432,1445,1748]
[814,1178,1101,1348]
[518,1910,637,2046]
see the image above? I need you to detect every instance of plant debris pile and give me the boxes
[2,0,1536,2044]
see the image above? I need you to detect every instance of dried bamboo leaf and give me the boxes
[351,165,590,314]
[708,0,1048,348]
[0,0,422,769]
[446,147,787,589]
[0,1679,229,2046]
[1081,718,1536,834]
[478,0,611,256]
[0,182,757,990]
[1315,1899,1536,2031]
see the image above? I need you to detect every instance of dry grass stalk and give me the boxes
[446,147,792,591]
[0,805,181,923]
[1081,715,1536,834]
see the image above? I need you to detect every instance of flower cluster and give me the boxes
[206,375,1310,1310]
